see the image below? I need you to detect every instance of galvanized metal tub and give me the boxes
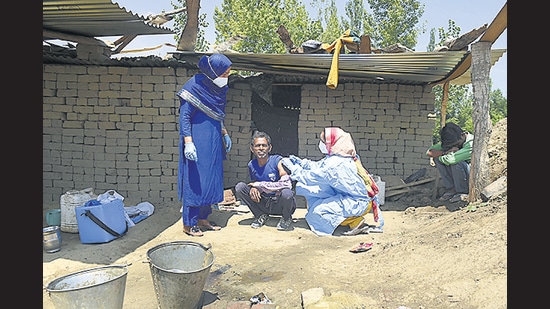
[146,241,215,309]
[46,265,128,309]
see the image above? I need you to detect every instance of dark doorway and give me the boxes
[251,85,300,159]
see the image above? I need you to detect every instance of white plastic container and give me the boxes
[60,188,96,233]
[371,175,385,205]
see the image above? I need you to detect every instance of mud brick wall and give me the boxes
[43,64,435,207]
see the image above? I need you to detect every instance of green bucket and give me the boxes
[45,209,61,226]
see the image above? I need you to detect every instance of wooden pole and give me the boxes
[469,41,493,202]
[440,81,450,127]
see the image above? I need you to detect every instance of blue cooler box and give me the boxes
[75,199,128,244]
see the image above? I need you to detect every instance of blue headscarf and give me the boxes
[177,54,232,121]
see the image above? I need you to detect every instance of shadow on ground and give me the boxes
[42,204,181,264]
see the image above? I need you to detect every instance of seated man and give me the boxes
[426,122,473,202]
[281,127,383,236]
[234,131,297,231]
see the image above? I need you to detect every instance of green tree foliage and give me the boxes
[321,0,344,43]
[314,0,424,51]
[212,0,322,54]
[309,0,345,43]
[426,28,436,52]
[171,0,425,54]
[366,0,425,49]
[342,0,374,40]
[488,88,507,123]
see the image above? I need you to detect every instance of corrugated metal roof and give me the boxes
[43,0,174,38]
[450,49,506,85]
[170,50,506,86]
[42,48,506,86]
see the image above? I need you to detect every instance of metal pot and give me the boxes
[43,226,62,253]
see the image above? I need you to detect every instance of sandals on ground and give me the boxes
[438,191,456,201]
[343,221,370,236]
[200,224,221,231]
[184,225,204,237]
[198,220,222,231]
[343,223,384,236]
[349,242,373,253]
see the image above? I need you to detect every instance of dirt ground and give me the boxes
[42,118,507,309]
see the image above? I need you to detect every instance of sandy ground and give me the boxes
[42,195,506,309]
[42,119,507,309]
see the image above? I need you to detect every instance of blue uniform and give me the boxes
[176,54,232,227]
[235,154,296,221]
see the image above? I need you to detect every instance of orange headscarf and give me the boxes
[323,127,356,157]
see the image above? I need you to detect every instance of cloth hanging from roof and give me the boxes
[324,30,361,89]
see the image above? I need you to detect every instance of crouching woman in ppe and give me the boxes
[281,127,383,236]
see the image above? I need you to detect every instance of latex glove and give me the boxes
[281,158,298,174]
[289,154,302,164]
[184,142,198,161]
[223,134,232,152]
[290,154,311,169]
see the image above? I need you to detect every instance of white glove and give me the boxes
[281,157,298,174]
[289,154,302,164]
[184,142,198,161]
[223,134,232,152]
[290,154,311,169]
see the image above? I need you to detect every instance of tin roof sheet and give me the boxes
[170,49,506,86]
[43,0,174,38]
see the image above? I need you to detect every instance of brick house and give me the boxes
[43,54,437,207]
[43,1,506,207]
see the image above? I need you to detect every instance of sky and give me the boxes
[107,0,507,96]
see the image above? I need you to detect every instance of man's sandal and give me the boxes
[184,226,204,237]
[343,222,369,236]
[199,224,221,231]
[198,220,221,231]
[438,191,455,201]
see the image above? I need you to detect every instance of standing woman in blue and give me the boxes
[176,53,233,237]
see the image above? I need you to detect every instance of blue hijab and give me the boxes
[177,53,232,121]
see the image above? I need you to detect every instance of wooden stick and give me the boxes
[386,177,436,191]
[386,188,410,198]
[432,176,440,199]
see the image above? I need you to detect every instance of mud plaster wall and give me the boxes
[43,64,436,207]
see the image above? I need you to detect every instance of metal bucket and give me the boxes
[43,226,62,253]
[46,265,128,309]
[146,241,215,309]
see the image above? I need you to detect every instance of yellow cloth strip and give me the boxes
[326,39,343,89]
[325,30,357,89]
